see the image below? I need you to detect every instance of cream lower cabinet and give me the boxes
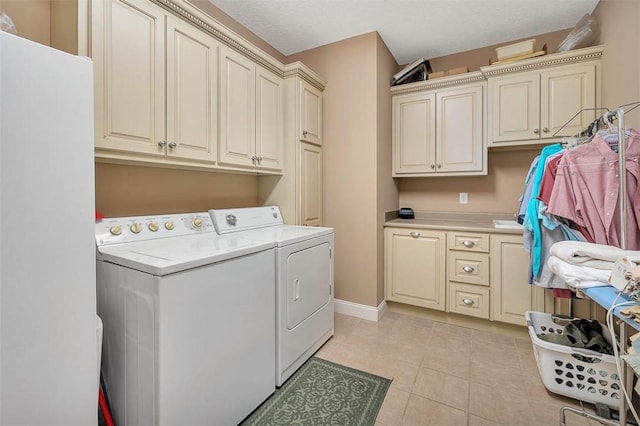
[392,83,485,177]
[92,0,218,164]
[490,234,544,325]
[219,46,283,172]
[384,228,447,310]
[447,232,490,319]
[385,227,543,325]
[488,61,598,146]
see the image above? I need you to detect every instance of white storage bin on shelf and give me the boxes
[526,311,620,409]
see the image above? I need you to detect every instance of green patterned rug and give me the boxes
[241,357,391,426]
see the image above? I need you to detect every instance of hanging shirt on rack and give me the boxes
[547,129,640,249]
[523,143,564,277]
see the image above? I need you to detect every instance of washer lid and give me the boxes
[97,233,274,276]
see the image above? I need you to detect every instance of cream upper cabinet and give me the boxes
[298,142,322,226]
[384,228,446,311]
[258,65,326,226]
[436,85,484,173]
[392,82,486,177]
[392,92,436,174]
[488,61,598,146]
[219,46,283,172]
[490,234,544,325]
[299,80,322,145]
[92,0,218,164]
[165,16,218,162]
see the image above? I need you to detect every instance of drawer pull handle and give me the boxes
[462,298,474,306]
[410,232,420,238]
[462,266,475,273]
[462,240,475,248]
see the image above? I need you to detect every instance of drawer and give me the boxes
[448,232,489,253]
[447,251,489,286]
[449,283,489,319]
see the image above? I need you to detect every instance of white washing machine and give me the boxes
[210,206,334,386]
[95,212,275,425]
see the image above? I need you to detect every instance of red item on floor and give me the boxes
[95,211,104,221]
[552,288,574,299]
[99,388,114,426]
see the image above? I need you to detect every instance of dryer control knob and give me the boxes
[130,223,142,234]
[226,214,237,226]
[109,225,122,236]
[165,221,175,230]
[148,222,159,232]
[192,217,203,229]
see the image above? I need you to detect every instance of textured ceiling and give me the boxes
[209,0,600,65]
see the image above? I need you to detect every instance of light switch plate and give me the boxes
[459,193,468,204]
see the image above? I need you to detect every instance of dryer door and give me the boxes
[286,242,331,329]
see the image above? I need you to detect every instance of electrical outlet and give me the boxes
[459,193,468,204]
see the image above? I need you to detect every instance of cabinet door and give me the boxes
[165,16,218,162]
[488,72,540,144]
[298,142,322,226]
[436,85,484,173]
[255,66,283,171]
[541,62,596,138]
[92,0,165,155]
[490,234,544,325]
[299,80,322,145]
[384,228,446,311]
[219,46,255,167]
[392,92,436,175]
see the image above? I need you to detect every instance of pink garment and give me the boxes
[547,130,640,249]
[537,153,563,205]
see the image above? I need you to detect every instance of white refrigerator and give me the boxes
[0,31,97,424]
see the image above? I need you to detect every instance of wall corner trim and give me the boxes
[334,299,388,322]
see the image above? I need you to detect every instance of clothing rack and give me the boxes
[559,102,640,249]
[553,104,640,426]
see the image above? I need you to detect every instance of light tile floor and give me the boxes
[315,312,606,426]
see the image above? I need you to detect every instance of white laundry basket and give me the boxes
[526,311,620,409]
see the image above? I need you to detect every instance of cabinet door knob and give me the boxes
[168,142,176,148]
[462,240,475,248]
[533,128,540,134]
[543,127,549,133]
[430,164,435,169]
[157,141,167,147]
[462,266,475,273]
[251,155,256,163]
[437,164,442,169]
[410,231,420,238]
[302,130,308,137]
[462,298,474,306]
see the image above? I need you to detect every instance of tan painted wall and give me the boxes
[592,0,640,129]
[95,163,258,217]
[376,34,400,304]
[399,149,539,214]
[0,0,50,45]
[288,32,385,307]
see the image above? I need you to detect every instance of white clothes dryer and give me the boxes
[95,212,275,425]
[210,206,334,386]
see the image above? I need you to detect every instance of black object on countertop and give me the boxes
[398,208,414,219]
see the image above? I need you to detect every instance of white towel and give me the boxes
[550,241,640,269]
[547,256,612,289]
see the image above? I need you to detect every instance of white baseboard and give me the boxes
[333,299,387,322]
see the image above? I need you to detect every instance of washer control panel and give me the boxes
[96,212,214,246]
